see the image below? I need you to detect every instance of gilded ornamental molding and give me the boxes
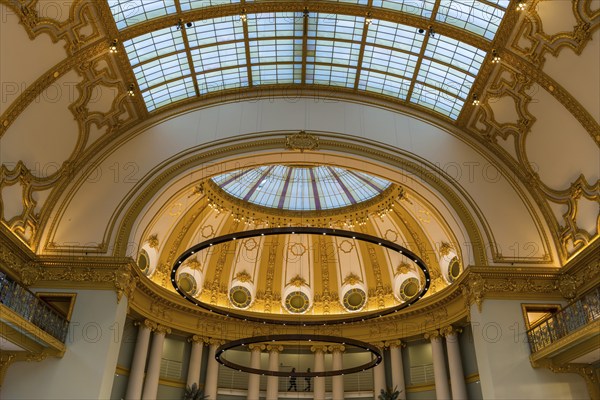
[285,131,319,152]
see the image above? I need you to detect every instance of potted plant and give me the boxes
[378,386,402,400]
[183,383,207,400]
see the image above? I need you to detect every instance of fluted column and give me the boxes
[266,345,282,400]
[425,330,451,400]
[142,324,171,400]
[312,345,327,400]
[187,335,205,388]
[442,326,467,400]
[125,320,155,400]
[330,345,345,400]
[247,344,264,400]
[204,339,222,400]
[373,346,386,400]
[386,340,406,399]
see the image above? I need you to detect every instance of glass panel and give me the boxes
[124,27,184,66]
[417,59,475,99]
[187,16,245,48]
[252,64,302,85]
[249,39,302,64]
[424,35,486,75]
[358,70,411,100]
[306,64,357,88]
[366,20,424,54]
[309,13,365,42]
[180,0,240,12]
[191,42,246,72]
[436,0,506,40]
[142,77,196,111]
[361,45,419,78]
[307,40,362,67]
[411,83,464,120]
[133,52,191,91]
[372,0,436,18]
[197,67,249,94]
[247,12,304,39]
[108,0,176,30]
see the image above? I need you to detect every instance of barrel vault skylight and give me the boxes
[107,1,509,119]
[212,165,392,211]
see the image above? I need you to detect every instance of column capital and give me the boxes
[134,319,158,331]
[369,341,386,350]
[188,335,206,344]
[440,325,462,337]
[310,345,329,353]
[207,338,225,346]
[266,344,283,353]
[328,344,346,353]
[248,343,266,352]
[424,330,441,341]
[155,324,171,335]
[385,339,405,349]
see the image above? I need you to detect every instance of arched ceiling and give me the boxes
[0,0,598,317]
[108,0,505,118]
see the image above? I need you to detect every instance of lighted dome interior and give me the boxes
[211,165,392,211]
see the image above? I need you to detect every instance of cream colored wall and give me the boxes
[470,299,589,399]
[0,289,127,400]
[43,99,549,267]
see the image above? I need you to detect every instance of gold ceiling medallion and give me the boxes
[234,270,253,284]
[395,262,413,276]
[343,273,363,286]
[186,257,201,271]
[147,234,159,249]
[285,131,319,152]
[288,275,307,287]
[439,242,453,257]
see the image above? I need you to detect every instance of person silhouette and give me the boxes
[305,368,312,391]
[287,368,297,391]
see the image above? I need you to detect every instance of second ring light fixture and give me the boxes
[171,227,431,326]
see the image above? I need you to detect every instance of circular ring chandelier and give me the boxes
[215,334,382,377]
[171,227,431,326]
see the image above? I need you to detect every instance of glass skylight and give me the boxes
[109,1,507,119]
[212,166,391,211]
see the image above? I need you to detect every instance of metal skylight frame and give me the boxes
[109,0,508,118]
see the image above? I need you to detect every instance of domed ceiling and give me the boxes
[137,164,463,320]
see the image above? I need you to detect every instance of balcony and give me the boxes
[0,271,68,355]
[527,287,600,365]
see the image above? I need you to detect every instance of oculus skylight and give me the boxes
[108,1,508,119]
[211,165,391,211]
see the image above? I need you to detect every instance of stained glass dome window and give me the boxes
[212,165,391,211]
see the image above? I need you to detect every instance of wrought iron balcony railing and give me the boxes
[0,271,69,343]
[527,287,600,353]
